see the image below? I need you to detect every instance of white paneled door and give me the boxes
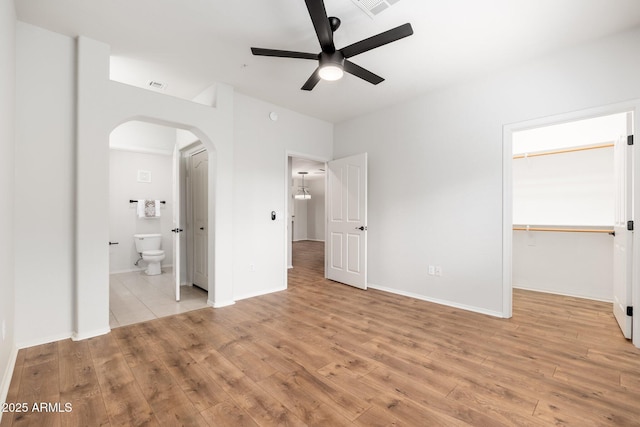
[613,113,634,339]
[326,153,368,289]
[191,150,208,290]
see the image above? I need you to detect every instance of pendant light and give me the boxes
[294,172,311,200]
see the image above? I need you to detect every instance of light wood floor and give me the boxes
[2,240,640,426]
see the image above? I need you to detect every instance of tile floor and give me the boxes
[109,267,209,328]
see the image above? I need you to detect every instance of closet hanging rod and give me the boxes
[513,226,614,235]
[129,200,166,204]
[512,142,614,160]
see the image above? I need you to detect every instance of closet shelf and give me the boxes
[512,142,614,159]
[513,225,614,235]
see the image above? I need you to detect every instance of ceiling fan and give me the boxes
[251,0,413,91]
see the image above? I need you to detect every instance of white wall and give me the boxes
[0,0,16,409]
[334,27,640,316]
[110,120,177,154]
[513,231,612,301]
[293,189,309,241]
[513,147,614,226]
[15,22,75,346]
[109,149,174,273]
[307,179,325,241]
[292,177,325,242]
[14,23,235,343]
[233,94,332,300]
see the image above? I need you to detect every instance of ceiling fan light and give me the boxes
[319,65,344,81]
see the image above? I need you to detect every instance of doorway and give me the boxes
[107,122,209,328]
[288,156,327,278]
[503,104,639,345]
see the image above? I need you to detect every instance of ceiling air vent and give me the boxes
[350,0,401,18]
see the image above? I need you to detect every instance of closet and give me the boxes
[512,112,629,301]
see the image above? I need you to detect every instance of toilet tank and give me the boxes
[133,234,162,253]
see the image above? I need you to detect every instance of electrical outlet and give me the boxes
[249,264,256,272]
[435,266,442,277]
[428,265,435,276]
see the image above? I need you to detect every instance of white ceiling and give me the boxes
[292,157,325,181]
[16,0,640,123]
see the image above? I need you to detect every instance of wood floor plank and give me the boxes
[57,339,110,427]
[13,358,61,427]
[4,240,640,426]
[199,400,260,426]
[0,349,25,427]
[88,334,157,427]
[257,371,352,425]
[156,350,230,413]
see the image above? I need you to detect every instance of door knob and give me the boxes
[355,226,368,231]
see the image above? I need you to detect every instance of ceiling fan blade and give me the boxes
[301,68,321,91]
[341,23,413,58]
[344,60,384,85]
[251,48,318,60]
[304,0,335,52]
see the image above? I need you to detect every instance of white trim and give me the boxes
[0,345,18,408]
[181,141,205,157]
[17,331,73,349]
[208,299,235,308]
[502,124,513,318]
[513,285,613,303]
[109,144,173,156]
[233,286,287,302]
[503,99,640,347]
[109,265,174,275]
[72,327,110,342]
[368,283,505,318]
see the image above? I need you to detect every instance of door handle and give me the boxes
[109,241,119,246]
[355,226,368,231]
[171,228,184,233]
[199,227,205,230]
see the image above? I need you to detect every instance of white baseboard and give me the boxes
[72,327,111,342]
[209,299,235,308]
[0,344,18,408]
[513,285,612,303]
[367,283,506,318]
[110,264,174,275]
[233,286,287,302]
[16,331,73,350]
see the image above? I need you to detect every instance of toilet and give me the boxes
[133,233,166,275]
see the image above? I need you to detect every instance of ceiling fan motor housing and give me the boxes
[319,51,344,67]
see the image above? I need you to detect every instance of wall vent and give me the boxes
[350,0,401,18]
[147,80,167,90]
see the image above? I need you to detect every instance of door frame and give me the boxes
[502,100,640,347]
[284,151,330,288]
